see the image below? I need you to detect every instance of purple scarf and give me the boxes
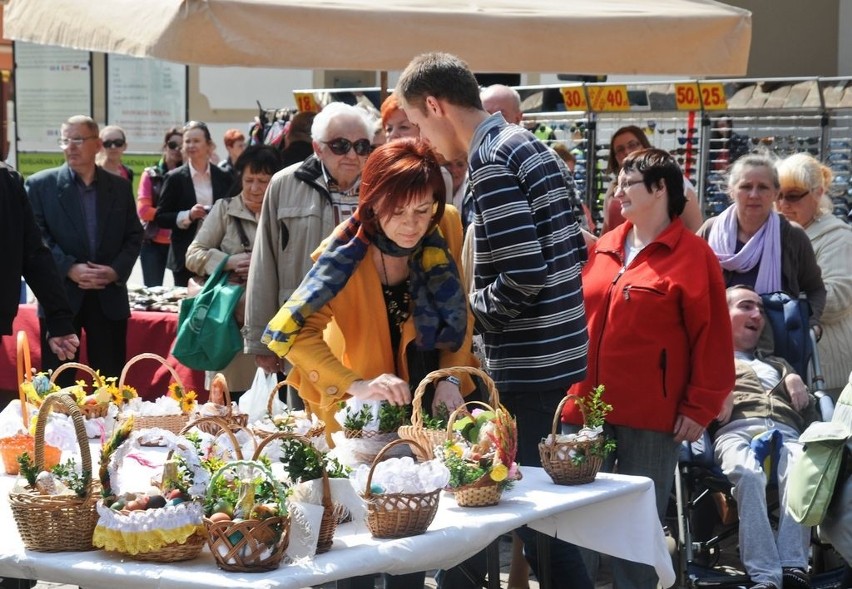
[707,204,782,294]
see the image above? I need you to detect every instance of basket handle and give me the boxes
[48,361,102,387]
[363,437,429,499]
[179,415,248,460]
[410,366,499,427]
[119,352,184,391]
[252,431,332,508]
[34,391,93,489]
[16,331,32,429]
[266,380,288,416]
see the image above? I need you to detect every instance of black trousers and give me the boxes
[40,291,128,387]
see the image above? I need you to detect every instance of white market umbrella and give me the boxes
[4,0,751,75]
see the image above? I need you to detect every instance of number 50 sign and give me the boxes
[675,82,728,111]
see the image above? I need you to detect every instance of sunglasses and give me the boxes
[777,190,810,203]
[166,140,182,150]
[323,137,372,157]
[102,139,126,149]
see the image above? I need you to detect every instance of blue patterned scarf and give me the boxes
[262,210,467,358]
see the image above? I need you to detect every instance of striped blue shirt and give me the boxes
[468,114,588,393]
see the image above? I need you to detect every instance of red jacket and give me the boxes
[564,218,734,433]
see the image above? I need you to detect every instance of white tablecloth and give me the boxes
[0,466,675,588]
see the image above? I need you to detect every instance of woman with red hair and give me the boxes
[263,138,476,588]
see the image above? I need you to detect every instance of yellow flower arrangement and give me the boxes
[110,384,138,406]
[167,382,198,414]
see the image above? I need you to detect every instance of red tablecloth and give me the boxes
[1,304,207,402]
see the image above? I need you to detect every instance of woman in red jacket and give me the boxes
[563,148,735,589]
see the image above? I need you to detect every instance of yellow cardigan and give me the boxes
[285,206,478,437]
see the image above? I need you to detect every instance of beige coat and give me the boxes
[806,214,852,394]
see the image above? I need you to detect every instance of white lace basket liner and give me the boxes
[92,427,210,557]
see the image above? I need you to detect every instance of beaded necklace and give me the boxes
[380,251,411,327]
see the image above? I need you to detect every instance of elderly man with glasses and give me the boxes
[25,115,142,386]
[244,102,375,391]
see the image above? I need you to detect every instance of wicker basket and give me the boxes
[362,438,440,539]
[94,428,208,562]
[204,460,290,572]
[253,382,326,441]
[48,362,110,419]
[9,392,99,552]
[538,394,606,486]
[444,396,519,508]
[192,374,249,433]
[119,353,190,444]
[399,366,500,461]
[179,415,252,461]
[254,432,338,553]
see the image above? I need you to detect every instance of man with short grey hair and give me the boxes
[245,102,374,381]
[25,114,142,386]
[480,84,523,125]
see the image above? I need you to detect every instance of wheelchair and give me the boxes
[669,292,847,589]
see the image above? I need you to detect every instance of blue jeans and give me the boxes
[140,241,169,287]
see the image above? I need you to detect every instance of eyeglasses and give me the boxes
[57,136,97,148]
[615,178,645,192]
[323,137,372,157]
[166,140,182,150]
[614,140,642,156]
[102,139,126,149]
[777,190,810,203]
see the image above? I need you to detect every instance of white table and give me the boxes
[0,466,675,589]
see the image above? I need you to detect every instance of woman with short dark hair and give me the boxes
[564,148,735,589]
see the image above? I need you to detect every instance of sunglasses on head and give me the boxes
[102,139,126,149]
[323,137,372,157]
[166,140,182,150]
[777,190,810,203]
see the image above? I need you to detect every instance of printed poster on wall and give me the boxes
[15,42,92,152]
[107,54,186,153]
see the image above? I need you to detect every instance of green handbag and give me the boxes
[172,256,244,371]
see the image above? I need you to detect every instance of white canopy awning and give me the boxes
[4,0,751,75]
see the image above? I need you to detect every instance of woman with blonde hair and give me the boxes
[776,152,852,397]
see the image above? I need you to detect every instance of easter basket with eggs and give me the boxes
[204,460,291,572]
[9,392,100,552]
[47,362,114,420]
[92,416,212,562]
[436,396,521,508]
[356,438,447,539]
[538,385,616,486]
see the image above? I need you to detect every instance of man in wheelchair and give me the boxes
[713,286,820,589]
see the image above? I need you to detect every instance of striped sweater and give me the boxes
[468,114,588,393]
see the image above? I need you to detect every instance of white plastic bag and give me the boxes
[238,367,283,423]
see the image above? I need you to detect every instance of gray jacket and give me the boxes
[243,156,341,356]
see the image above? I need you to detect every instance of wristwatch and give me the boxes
[442,375,461,387]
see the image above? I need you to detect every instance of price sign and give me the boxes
[674,83,701,111]
[559,86,588,111]
[699,82,728,110]
[294,92,320,113]
[588,85,630,112]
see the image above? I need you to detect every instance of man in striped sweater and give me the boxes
[398,52,590,589]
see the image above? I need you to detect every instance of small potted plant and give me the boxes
[332,401,411,465]
[436,402,521,507]
[539,385,616,485]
